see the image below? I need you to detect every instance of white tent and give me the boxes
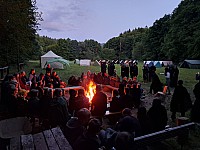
[41,51,63,69]
[80,59,91,66]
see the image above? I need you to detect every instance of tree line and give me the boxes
[1,0,200,67]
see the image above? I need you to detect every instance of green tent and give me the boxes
[46,58,70,69]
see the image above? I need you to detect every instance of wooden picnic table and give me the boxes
[10,127,73,150]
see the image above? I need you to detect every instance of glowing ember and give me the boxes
[85,81,96,103]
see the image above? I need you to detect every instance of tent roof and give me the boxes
[184,60,200,65]
[46,58,70,66]
[41,50,61,58]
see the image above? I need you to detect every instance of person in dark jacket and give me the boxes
[137,107,152,135]
[64,108,91,146]
[130,62,138,78]
[170,80,192,121]
[191,80,200,123]
[109,90,121,112]
[149,66,163,94]
[91,85,107,118]
[73,118,102,150]
[147,99,168,132]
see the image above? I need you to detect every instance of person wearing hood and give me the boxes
[64,108,91,146]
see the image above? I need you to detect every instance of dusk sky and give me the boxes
[36,0,182,43]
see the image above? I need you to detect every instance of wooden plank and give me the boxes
[51,127,73,150]
[134,122,195,147]
[33,132,48,150]
[43,129,60,150]
[10,136,21,150]
[21,134,34,150]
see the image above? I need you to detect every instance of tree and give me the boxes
[0,0,42,66]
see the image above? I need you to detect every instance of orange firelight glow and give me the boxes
[85,81,96,103]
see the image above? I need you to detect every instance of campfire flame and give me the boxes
[85,81,96,103]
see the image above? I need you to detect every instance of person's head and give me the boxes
[30,69,35,74]
[21,71,26,76]
[178,80,183,86]
[78,89,85,96]
[114,132,134,150]
[133,77,137,82]
[52,71,56,76]
[76,108,91,126]
[112,90,119,97]
[54,88,62,97]
[137,107,147,118]
[152,99,161,107]
[69,89,77,97]
[87,118,102,135]
[47,64,51,68]
[122,108,132,116]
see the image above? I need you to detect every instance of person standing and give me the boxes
[91,85,107,118]
[147,99,168,132]
[170,80,192,121]
[124,61,129,78]
[165,67,171,95]
[149,66,163,94]
[46,64,53,74]
[120,62,126,78]
[130,62,138,78]
[173,65,179,87]
[101,60,107,77]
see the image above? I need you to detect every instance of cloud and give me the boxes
[36,0,89,32]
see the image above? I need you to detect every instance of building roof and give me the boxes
[185,60,200,65]
[41,50,61,58]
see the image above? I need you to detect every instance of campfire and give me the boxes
[85,81,96,103]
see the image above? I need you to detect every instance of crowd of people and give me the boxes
[0,62,200,150]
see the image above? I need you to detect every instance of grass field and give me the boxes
[10,60,199,95]
[5,60,200,149]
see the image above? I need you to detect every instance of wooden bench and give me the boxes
[104,111,122,124]
[134,122,195,147]
[10,127,72,150]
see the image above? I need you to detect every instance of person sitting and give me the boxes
[74,89,90,112]
[46,64,53,74]
[137,107,152,135]
[147,99,168,132]
[68,89,78,115]
[115,108,142,137]
[48,88,70,128]
[44,72,52,87]
[114,131,135,150]
[28,89,41,120]
[109,90,121,112]
[19,71,28,89]
[51,71,60,88]
[64,108,91,146]
[73,118,102,150]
